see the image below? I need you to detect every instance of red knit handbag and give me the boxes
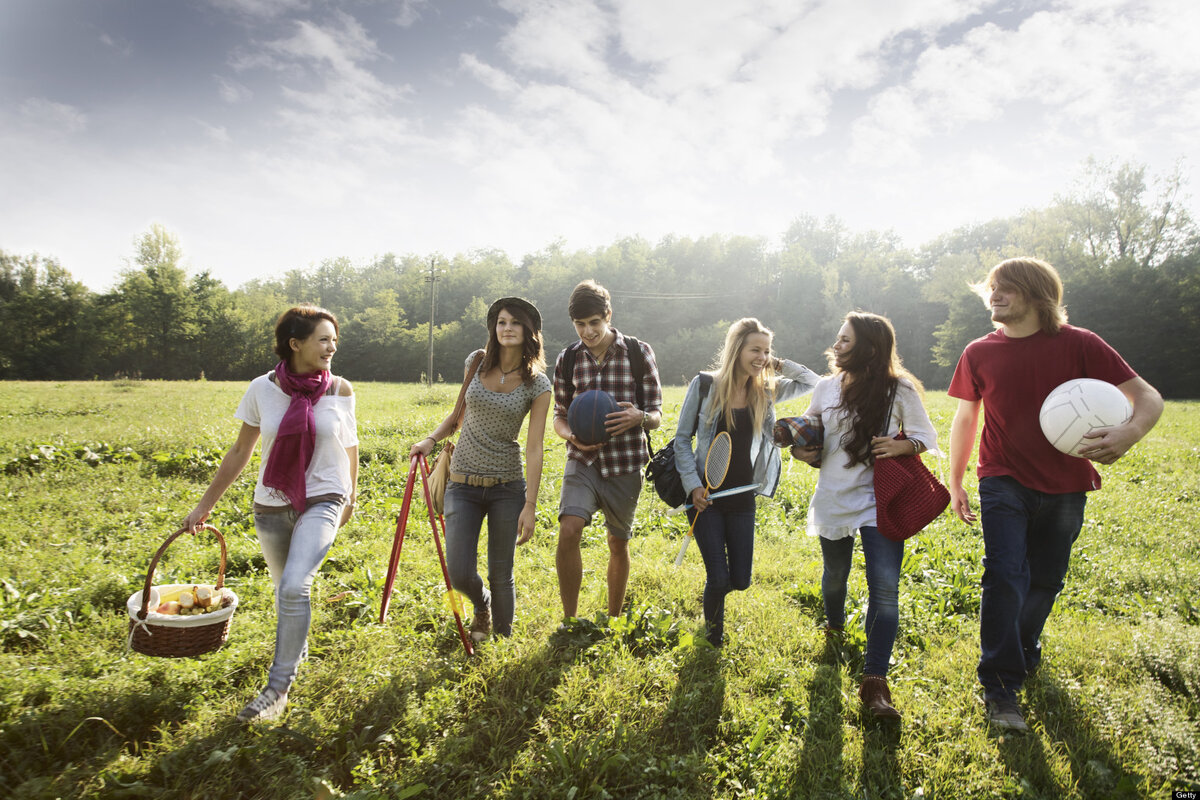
[873,431,950,541]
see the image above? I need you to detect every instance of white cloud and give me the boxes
[215,75,253,103]
[99,32,133,57]
[497,0,613,80]
[849,0,1200,168]
[19,98,88,134]
[392,0,431,28]
[460,53,520,95]
[207,0,311,20]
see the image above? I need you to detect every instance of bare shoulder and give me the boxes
[338,377,354,397]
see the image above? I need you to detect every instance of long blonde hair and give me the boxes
[972,257,1068,334]
[707,318,776,433]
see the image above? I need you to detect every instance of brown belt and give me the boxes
[448,472,504,487]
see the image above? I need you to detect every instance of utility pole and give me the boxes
[425,257,439,387]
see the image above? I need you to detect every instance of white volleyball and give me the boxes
[1039,378,1132,457]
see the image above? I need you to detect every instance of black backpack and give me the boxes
[557,334,651,457]
[645,373,712,508]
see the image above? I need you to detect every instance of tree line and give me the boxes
[3,160,1198,397]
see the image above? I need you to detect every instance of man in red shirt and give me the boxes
[948,258,1162,733]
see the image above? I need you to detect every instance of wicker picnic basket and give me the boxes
[126,524,239,657]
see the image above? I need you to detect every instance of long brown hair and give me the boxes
[708,318,776,432]
[480,301,546,383]
[828,311,922,467]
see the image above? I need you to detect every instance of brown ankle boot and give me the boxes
[859,675,901,719]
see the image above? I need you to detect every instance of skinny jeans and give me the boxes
[819,526,903,676]
[254,499,342,694]
[443,479,526,636]
[687,507,756,647]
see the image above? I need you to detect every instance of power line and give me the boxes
[609,289,750,300]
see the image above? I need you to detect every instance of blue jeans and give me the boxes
[977,475,1086,702]
[443,479,526,636]
[688,507,756,646]
[819,526,903,676]
[254,500,342,694]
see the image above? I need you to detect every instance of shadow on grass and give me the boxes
[369,630,597,795]
[786,662,847,796]
[650,643,726,795]
[993,672,1143,798]
[0,659,273,799]
[860,713,902,800]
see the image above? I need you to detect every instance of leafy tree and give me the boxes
[109,225,201,378]
[0,252,97,378]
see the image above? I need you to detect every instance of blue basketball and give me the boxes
[568,389,619,445]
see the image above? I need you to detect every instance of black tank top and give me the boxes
[714,406,755,512]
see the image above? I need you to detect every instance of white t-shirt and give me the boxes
[805,376,939,539]
[235,373,359,508]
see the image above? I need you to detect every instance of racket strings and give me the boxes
[705,431,733,489]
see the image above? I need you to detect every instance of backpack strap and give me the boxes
[623,335,650,457]
[556,340,584,405]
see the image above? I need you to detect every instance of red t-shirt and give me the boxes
[948,325,1137,494]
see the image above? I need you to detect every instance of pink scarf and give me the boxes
[263,361,331,512]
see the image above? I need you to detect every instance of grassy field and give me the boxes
[0,380,1197,800]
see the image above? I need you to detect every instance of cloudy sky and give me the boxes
[2,0,1196,291]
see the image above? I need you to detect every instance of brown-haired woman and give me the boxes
[792,311,938,719]
[183,304,358,722]
[409,297,550,642]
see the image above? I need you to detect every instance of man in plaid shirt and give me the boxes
[553,280,663,620]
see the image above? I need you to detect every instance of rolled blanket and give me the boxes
[774,415,824,468]
[773,414,824,448]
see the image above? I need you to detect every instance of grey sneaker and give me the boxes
[470,602,492,643]
[986,699,1030,733]
[237,687,287,722]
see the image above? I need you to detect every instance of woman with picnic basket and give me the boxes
[788,311,940,719]
[408,297,551,643]
[183,304,359,722]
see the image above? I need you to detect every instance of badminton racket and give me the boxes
[676,483,756,511]
[675,431,732,566]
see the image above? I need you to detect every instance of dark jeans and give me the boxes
[443,479,526,636]
[819,526,903,676]
[977,475,1086,703]
[688,507,756,646]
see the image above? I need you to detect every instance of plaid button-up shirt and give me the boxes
[554,329,663,478]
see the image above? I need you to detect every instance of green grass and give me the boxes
[0,381,1197,799]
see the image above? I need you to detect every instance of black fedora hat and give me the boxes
[487,297,542,333]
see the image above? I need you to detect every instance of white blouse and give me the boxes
[805,376,939,540]
[235,373,359,508]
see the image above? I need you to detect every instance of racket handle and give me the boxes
[674,534,690,566]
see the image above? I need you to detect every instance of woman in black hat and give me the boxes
[409,298,550,641]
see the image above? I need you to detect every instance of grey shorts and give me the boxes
[558,458,644,540]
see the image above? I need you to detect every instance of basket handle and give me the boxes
[137,524,228,620]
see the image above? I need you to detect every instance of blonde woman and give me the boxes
[675,318,818,647]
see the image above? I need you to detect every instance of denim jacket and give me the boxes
[674,359,820,499]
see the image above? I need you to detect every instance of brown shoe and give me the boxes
[469,602,491,643]
[859,675,901,719]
